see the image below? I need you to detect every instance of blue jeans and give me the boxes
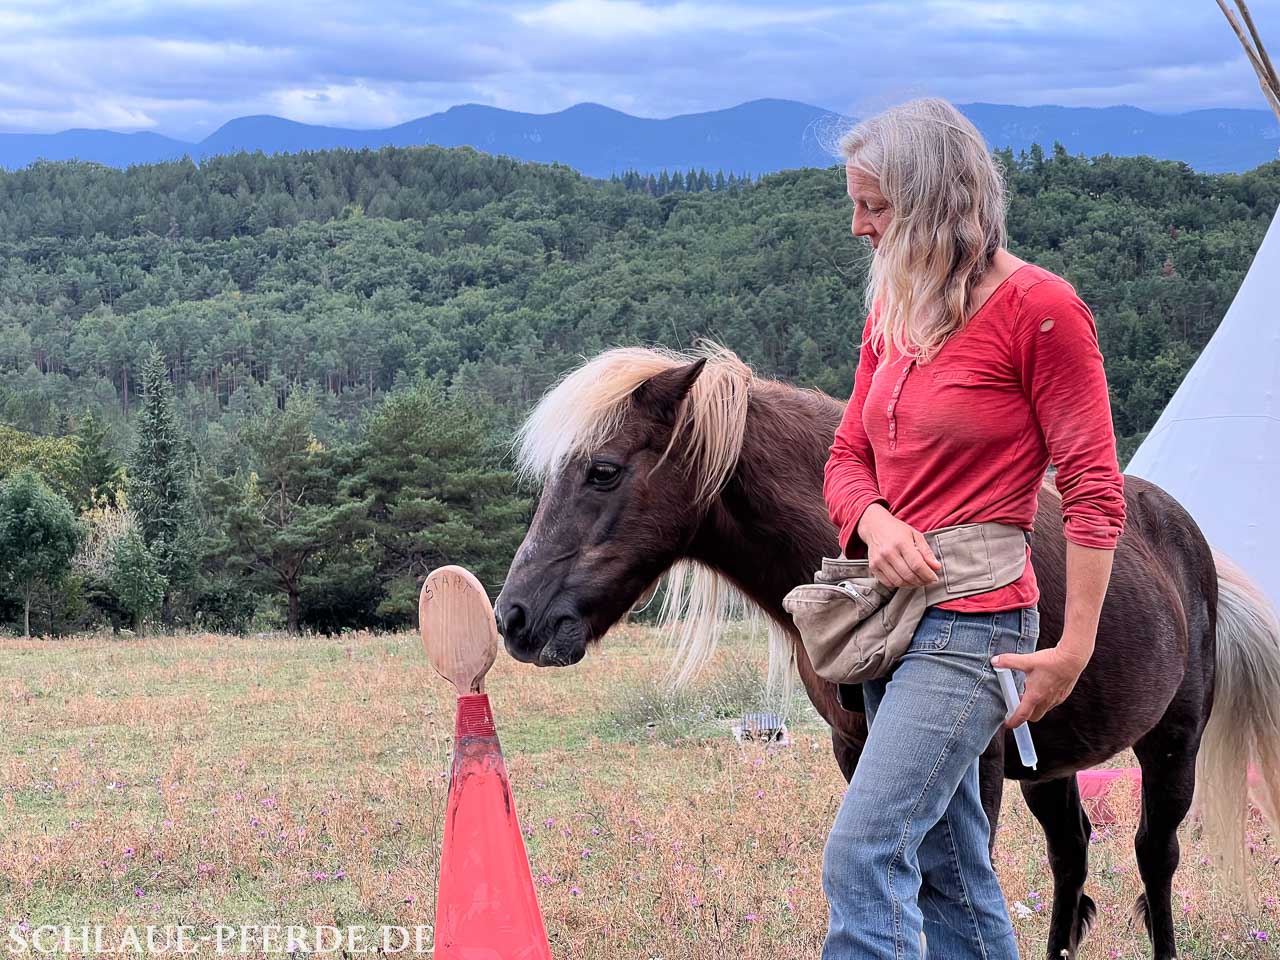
[822,605,1039,959]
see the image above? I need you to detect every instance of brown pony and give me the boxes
[495,342,1280,960]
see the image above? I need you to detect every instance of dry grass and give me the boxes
[1,624,1277,957]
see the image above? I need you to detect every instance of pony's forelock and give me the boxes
[514,340,752,505]
[514,342,795,706]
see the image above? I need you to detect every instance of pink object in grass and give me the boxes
[1076,769,1141,826]
[1077,765,1265,825]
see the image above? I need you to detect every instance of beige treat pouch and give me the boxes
[782,558,900,683]
[783,522,1030,686]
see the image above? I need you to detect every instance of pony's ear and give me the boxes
[632,358,707,426]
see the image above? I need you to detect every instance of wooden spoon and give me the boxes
[419,565,498,695]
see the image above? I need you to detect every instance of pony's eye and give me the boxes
[586,462,622,487]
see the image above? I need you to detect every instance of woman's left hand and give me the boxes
[990,645,1091,727]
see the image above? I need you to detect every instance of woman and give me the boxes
[821,98,1125,959]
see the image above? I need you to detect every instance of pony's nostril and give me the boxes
[500,601,528,640]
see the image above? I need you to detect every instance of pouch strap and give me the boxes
[817,521,1028,602]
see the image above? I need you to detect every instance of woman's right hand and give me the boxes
[855,504,942,587]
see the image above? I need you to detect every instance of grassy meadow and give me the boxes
[1,623,1277,958]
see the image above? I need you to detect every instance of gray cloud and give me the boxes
[0,0,1276,137]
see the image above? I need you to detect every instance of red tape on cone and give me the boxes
[433,694,552,960]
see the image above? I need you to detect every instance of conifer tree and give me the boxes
[71,410,123,510]
[129,348,194,620]
[346,381,530,622]
[222,391,363,633]
[108,528,166,634]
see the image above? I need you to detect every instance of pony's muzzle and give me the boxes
[497,599,528,642]
[495,597,538,663]
[496,597,587,667]
[535,639,586,667]
[538,614,588,666]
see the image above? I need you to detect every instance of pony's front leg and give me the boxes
[1020,776,1097,958]
[831,725,864,783]
[979,732,1007,852]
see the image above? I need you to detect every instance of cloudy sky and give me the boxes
[2,0,1278,139]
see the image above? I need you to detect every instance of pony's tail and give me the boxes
[1194,549,1280,895]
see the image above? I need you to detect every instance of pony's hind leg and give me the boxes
[1132,733,1198,959]
[831,726,862,783]
[1020,776,1096,959]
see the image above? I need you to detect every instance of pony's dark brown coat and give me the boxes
[498,357,1271,960]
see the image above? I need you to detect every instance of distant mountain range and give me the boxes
[2,99,1278,176]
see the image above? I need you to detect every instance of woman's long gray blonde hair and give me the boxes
[840,97,1007,362]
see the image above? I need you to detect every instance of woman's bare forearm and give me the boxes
[1058,540,1115,663]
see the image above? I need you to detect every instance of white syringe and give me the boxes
[995,667,1038,770]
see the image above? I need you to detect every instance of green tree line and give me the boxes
[0,142,1276,634]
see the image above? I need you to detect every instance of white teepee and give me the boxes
[1124,211,1280,605]
[1125,1,1280,606]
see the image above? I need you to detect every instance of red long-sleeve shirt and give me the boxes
[823,264,1125,612]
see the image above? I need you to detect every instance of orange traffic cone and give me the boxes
[420,565,553,959]
[433,692,553,959]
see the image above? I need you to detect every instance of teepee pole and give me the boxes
[1238,0,1280,95]
[1216,0,1280,121]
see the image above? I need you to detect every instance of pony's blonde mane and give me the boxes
[515,340,749,504]
[513,341,796,706]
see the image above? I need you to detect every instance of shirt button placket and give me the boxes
[886,360,913,450]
